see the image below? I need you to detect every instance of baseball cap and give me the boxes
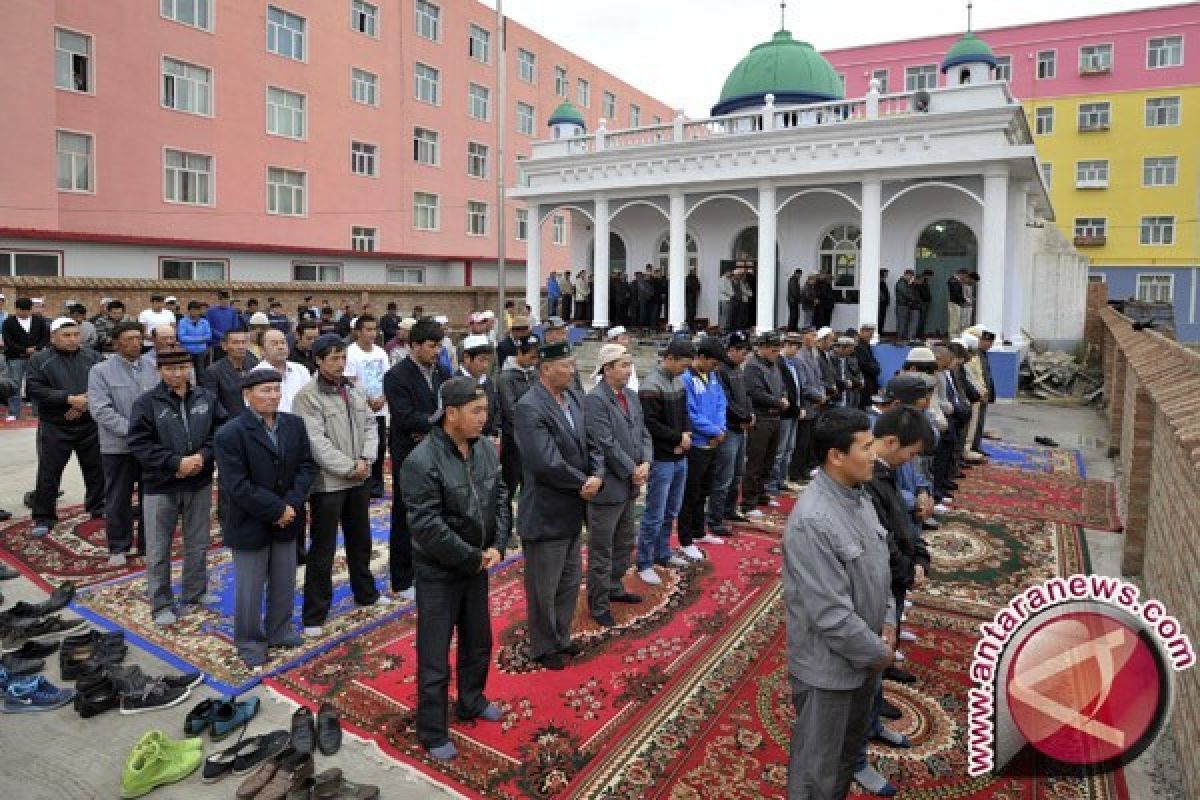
[883,373,934,403]
[462,334,493,355]
[241,368,282,389]
[663,339,696,359]
[249,312,270,326]
[431,376,488,424]
[592,343,630,375]
[605,326,627,340]
[756,331,782,347]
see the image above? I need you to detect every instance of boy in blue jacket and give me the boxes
[677,337,728,561]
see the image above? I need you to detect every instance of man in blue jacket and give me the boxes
[177,301,212,369]
[215,368,317,668]
[204,290,243,352]
[677,337,727,562]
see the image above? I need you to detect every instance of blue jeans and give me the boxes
[769,417,797,489]
[636,459,687,571]
[6,358,28,418]
[707,430,744,527]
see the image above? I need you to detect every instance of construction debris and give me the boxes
[1021,349,1104,404]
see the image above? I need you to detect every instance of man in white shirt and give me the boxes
[344,314,390,498]
[138,294,177,351]
[251,328,310,412]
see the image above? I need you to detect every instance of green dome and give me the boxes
[712,30,843,116]
[547,100,586,129]
[941,32,998,73]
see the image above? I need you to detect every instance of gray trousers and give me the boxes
[586,497,637,617]
[522,535,582,660]
[232,539,298,662]
[144,488,212,614]
[787,676,876,800]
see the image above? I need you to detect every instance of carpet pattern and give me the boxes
[954,465,1123,532]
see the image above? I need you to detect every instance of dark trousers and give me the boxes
[787,676,876,799]
[789,418,816,481]
[370,417,387,493]
[678,446,717,545]
[303,484,379,626]
[638,298,655,329]
[414,569,492,749]
[523,536,582,660]
[389,456,415,592]
[932,424,959,498]
[742,416,780,509]
[33,422,104,525]
[560,294,573,322]
[500,436,522,509]
[102,453,145,555]
[878,301,888,334]
[787,301,800,331]
[685,297,698,329]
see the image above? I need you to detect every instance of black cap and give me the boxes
[696,337,727,362]
[242,368,283,390]
[726,331,751,349]
[538,341,572,361]
[517,333,541,353]
[155,348,192,367]
[883,373,933,404]
[662,339,696,359]
[756,331,782,347]
[312,333,345,358]
[431,376,488,424]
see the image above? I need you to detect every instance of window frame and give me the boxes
[351,66,379,106]
[350,140,378,178]
[904,64,938,91]
[1034,106,1054,135]
[161,55,214,117]
[350,0,378,39]
[265,5,306,63]
[467,82,490,121]
[870,68,889,93]
[516,101,534,136]
[630,103,641,128]
[602,91,616,121]
[1142,156,1179,187]
[993,55,1012,81]
[161,0,214,32]
[515,208,529,241]
[1140,216,1176,246]
[1040,162,1053,189]
[413,127,440,166]
[554,66,567,98]
[56,128,95,194]
[292,262,343,283]
[1036,49,1057,80]
[468,23,490,64]
[1147,34,1183,69]
[1073,217,1108,239]
[0,249,65,278]
[386,266,426,285]
[551,213,566,245]
[466,141,488,179]
[1077,101,1112,131]
[1078,43,1114,74]
[414,0,440,41]
[266,85,306,140]
[414,62,441,105]
[158,256,227,281]
[1074,159,1110,189]
[1144,96,1181,128]
[517,48,536,84]
[163,146,215,206]
[266,165,307,217]
[1135,273,1174,303]
[576,77,590,108]
[413,191,440,231]
[466,200,489,237]
[351,225,377,252]
[54,26,94,95]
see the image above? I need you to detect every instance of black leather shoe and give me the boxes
[591,611,617,628]
[884,666,917,685]
[0,563,19,580]
[74,678,122,718]
[534,653,565,671]
[944,481,959,491]
[0,653,45,676]
[316,702,342,756]
[2,639,60,659]
[0,510,11,522]
[62,629,123,650]
[559,641,584,657]
[609,591,642,604]
[879,697,903,720]
[290,706,317,755]
[726,512,749,523]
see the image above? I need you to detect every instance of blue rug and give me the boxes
[979,440,1086,477]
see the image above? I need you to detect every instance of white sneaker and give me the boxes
[4,416,14,422]
[697,533,725,545]
[681,545,705,561]
[666,555,689,568]
[808,468,819,479]
[373,594,398,606]
[899,630,918,643]
[767,499,780,508]
[638,567,662,585]
[397,587,416,604]
[106,553,127,567]
[934,503,949,514]
[894,650,906,662]
[303,626,323,637]
[901,613,908,622]
[940,497,953,505]
[745,509,765,519]
[904,599,913,608]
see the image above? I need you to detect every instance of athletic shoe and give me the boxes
[0,564,20,580]
[2,675,76,713]
[2,614,85,647]
[119,680,191,715]
[303,626,324,638]
[211,695,261,741]
[427,741,458,761]
[106,553,128,568]
[396,587,416,604]
[680,545,705,561]
[933,504,950,514]
[121,740,203,799]
[697,533,725,545]
[0,654,44,676]
[152,609,177,627]
[74,677,122,718]
[637,568,662,586]
[745,509,765,519]
[30,525,50,538]
[665,555,689,568]
[899,630,918,643]
[6,581,75,618]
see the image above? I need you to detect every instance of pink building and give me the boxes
[0,0,674,289]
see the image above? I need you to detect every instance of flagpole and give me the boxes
[495,0,508,330]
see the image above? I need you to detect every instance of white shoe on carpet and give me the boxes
[638,568,662,585]
[666,555,690,568]
[899,630,918,643]
[397,587,416,604]
[697,534,725,545]
[894,650,906,662]
[904,599,913,608]
[934,504,949,514]
[745,509,765,519]
[304,626,323,637]
[106,553,127,567]
[680,545,705,561]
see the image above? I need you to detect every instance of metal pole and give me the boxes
[495,0,508,331]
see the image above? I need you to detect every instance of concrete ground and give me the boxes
[0,402,1185,798]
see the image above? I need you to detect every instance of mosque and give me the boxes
[511,16,1089,360]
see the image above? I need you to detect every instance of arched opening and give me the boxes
[732,226,758,264]
[655,233,698,272]
[959,67,971,85]
[914,219,978,335]
[818,224,862,291]
[587,231,628,275]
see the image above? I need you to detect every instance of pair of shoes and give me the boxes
[288,766,377,799]
[185,695,261,740]
[0,614,85,649]
[202,730,291,783]
[0,563,19,580]
[534,652,565,671]
[609,590,642,604]
[1,674,76,713]
[697,533,725,545]
[0,652,45,676]
[884,666,917,684]
[680,545,705,561]
[5,581,76,618]
[637,567,662,586]
[235,749,314,799]
[121,738,204,798]
[289,703,342,756]
[592,610,617,628]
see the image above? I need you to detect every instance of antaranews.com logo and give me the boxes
[967,574,1194,776]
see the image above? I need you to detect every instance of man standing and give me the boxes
[813,274,837,329]
[88,321,158,565]
[786,268,804,332]
[575,269,592,323]
[855,325,881,411]
[546,272,561,320]
[784,408,896,799]
[495,315,531,367]
[27,318,105,536]
[893,271,916,341]
[678,339,728,560]
[216,369,316,668]
[513,342,600,670]
[138,295,176,351]
[293,335,385,637]
[380,302,401,347]
[127,348,223,626]
[403,377,511,760]
[290,319,319,375]
[344,315,390,498]
[965,326,996,457]
[584,344,651,627]
[384,318,450,604]
[2,297,50,421]
[495,332,539,510]
[709,332,753,531]
[177,301,212,369]
[741,332,786,517]
[718,270,736,333]
[251,329,310,413]
[878,269,891,335]
[637,270,657,331]
[68,304,97,350]
[769,333,805,494]
[92,300,131,354]
[915,270,935,336]
[685,267,701,331]
[946,269,968,337]
[457,334,497,438]
[200,330,259,417]
[205,290,242,352]
[635,339,694,585]
[790,327,829,483]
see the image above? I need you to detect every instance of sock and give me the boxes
[874,726,911,748]
[854,765,897,796]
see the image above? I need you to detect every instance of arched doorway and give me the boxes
[915,220,978,335]
[587,231,628,275]
[819,224,862,300]
[655,233,698,272]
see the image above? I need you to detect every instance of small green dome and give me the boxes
[941,32,998,73]
[712,30,844,116]
[547,100,586,129]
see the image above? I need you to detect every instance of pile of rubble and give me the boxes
[1021,347,1104,404]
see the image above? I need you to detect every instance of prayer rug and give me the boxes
[955,466,1122,532]
[980,440,1085,477]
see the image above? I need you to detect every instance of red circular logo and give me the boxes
[1005,610,1164,767]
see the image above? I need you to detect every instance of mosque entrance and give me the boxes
[915,220,978,335]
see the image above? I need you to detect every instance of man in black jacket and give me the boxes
[916,270,935,336]
[786,269,804,332]
[384,317,451,604]
[855,324,882,411]
[127,348,225,627]
[200,329,259,415]
[709,332,753,530]
[741,332,786,515]
[946,269,969,336]
[495,333,539,509]
[27,317,105,536]
[3,297,50,420]
[685,267,701,331]
[878,269,891,334]
[402,377,511,761]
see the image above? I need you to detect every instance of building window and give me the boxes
[161,57,212,116]
[904,64,937,91]
[1074,217,1107,239]
[350,141,377,176]
[1136,274,1173,303]
[1036,50,1056,79]
[1075,160,1109,188]
[351,68,378,105]
[554,66,567,97]
[1077,102,1111,131]
[656,234,699,272]
[818,225,862,290]
[1079,44,1113,74]
[1040,163,1053,189]
[414,62,440,104]
[293,263,342,282]
[1143,156,1178,187]
[161,258,226,280]
[1140,216,1175,246]
[653,115,662,125]
[552,214,565,245]
[1148,35,1183,69]
[1035,106,1054,135]
[468,24,490,63]
[387,266,425,284]
[516,101,534,136]
[413,127,439,165]
[515,208,529,241]
[351,226,376,252]
[0,252,61,277]
[55,28,91,92]
[993,55,1011,81]
[414,0,439,40]
[164,149,212,204]
[602,91,616,120]
[1145,96,1181,127]
[266,6,305,61]
[467,83,490,121]
[350,0,377,37]
[517,48,536,83]
[161,0,212,31]
[266,166,305,216]
[266,87,305,138]
[577,78,590,108]
[467,142,488,178]
[56,130,92,192]
[414,192,439,230]
[871,68,889,93]
[1088,274,1107,284]
[467,201,489,236]
[630,104,641,127]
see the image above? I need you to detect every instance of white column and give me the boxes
[667,189,687,330]
[858,175,882,329]
[980,168,1009,335]
[756,182,777,330]
[1003,183,1031,346]
[592,195,610,328]
[524,204,541,323]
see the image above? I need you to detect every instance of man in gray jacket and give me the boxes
[292,334,386,636]
[584,344,652,627]
[88,320,159,565]
[784,407,896,799]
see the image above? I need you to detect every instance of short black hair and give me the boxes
[68,303,87,315]
[386,302,398,311]
[812,407,872,465]
[150,294,164,302]
[903,361,937,375]
[873,406,934,450]
[354,314,377,330]
[112,320,144,341]
[409,318,443,345]
[246,298,259,306]
[296,319,318,335]
[14,297,32,311]
[107,300,125,311]
[187,300,203,311]
[222,327,248,341]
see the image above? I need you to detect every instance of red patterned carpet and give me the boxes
[954,465,1123,532]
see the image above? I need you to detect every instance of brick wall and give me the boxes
[1098,306,1200,797]
[1083,281,1109,357]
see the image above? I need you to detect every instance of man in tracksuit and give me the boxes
[127,348,224,626]
[677,338,727,561]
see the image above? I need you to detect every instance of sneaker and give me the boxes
[637,568,662,586]
[152,609,177,627]
[665,555,689,568]
[899,630,918,643]
[4,416,15,422]
[303,626,324,638]
[135,730,204,754]
[697,533,725,545]
[30,525,50,538]
[121,740,203,799]
[2,675,76,713]
[894,650,906,662]
[904,599,913,608]
[211,696,261,741]
[680,545,705,561]
[766,499,781,508]
[188,592,221,607]
[0,653,45,676]
[478,702,504,722]
[106,553,128,568]
[933,504,949,514]
[120,680,191,715]
[745,509,765,519]
[707,523,731,536]
[396,587,416,604]
[74,677,123,718]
